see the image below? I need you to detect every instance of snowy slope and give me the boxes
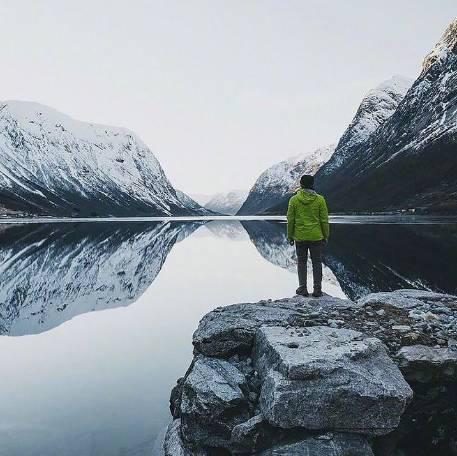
[0,221,199,336]
[237,144,335,215]
[319,76,412,176]
[204,190,248,215]
[0,101,206,216]
[176,190,213,215]
[316,18,457,213]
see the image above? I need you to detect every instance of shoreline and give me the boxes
[165,289,457,455]
[1,214,457,225]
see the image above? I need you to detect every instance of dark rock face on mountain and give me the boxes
[316,19,457,214]
[0,221,200,335]
[261,76,412,216]
[237,145,334,215]
[318,77,412,184]
[167,290,457,455]
[0,101,207,216]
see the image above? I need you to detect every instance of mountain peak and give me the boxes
[422,18,457,73]
[371,75,413,95]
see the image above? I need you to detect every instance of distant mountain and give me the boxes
[262,76,412,215]
[315,19,457,213]
[204,190,248,215]
[0,221,201,336]
[0,101,207,216]
[189,193,213,206]
[318,76,412,179]
[237,144,335,215]
[176,190,213,215]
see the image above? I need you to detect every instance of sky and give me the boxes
[1,1,456,195]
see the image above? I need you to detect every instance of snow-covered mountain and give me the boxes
[316,18,457,213]
[204,190,248,215]
[176,190,213,215]
[318,76,412,177]
[0,221,200,336]
[237,144,335,215]
[0,101,206,216]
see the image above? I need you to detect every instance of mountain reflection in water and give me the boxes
[0,219,456,337]
[0,219,456,456]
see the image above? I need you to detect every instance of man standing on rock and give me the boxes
[287,174,329,297]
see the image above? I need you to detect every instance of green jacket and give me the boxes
[287,189,329,241]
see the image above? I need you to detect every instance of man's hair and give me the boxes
[300,174,314,189]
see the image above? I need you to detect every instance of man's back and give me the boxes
[287,189,329,242]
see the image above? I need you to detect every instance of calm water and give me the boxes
[0,218,456,456]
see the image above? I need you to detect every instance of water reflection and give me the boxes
[324,223,457,300]
[242,221,345,298]
[0,221,201,336]
[0,219,456,455]
[1,220,457,337]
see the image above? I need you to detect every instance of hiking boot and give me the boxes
[296,286,309,297]
[312,286,323,298]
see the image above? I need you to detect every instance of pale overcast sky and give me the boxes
[1,1,455,194]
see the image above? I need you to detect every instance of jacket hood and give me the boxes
[296,188,318,205]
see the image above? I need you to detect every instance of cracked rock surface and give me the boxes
[167,290,457,455]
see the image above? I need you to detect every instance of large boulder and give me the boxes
[180,356,251,448]
[193,296,353,357]
[258,432,374,456]
[254,326,413,435]
[163,420,207,456]
[230,414,279,452]
[396,345,457,383]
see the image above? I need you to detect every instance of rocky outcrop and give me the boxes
[254,326,412,435]
[259,433,374,456]
[179,356,252,449]
[193,296,352,357]
[167,290,457,455]
[396,345,457,383]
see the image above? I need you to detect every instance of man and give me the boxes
[287,174,329,298]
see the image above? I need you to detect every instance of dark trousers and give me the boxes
[295,241,323,289]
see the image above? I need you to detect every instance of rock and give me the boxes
[254,326,412,435]
[392,325,411,332]
[396,345,457,383]
[180,356,251,448]
[170,377,184,419]
[258,432,374,455]
[231,414,278,452]
[164,419,207,456]
[193,296,351,357]
[358,290,456,310]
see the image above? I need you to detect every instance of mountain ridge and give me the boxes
[237,144,335,215]
[0,100,206,216]
[314,18,457,213]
